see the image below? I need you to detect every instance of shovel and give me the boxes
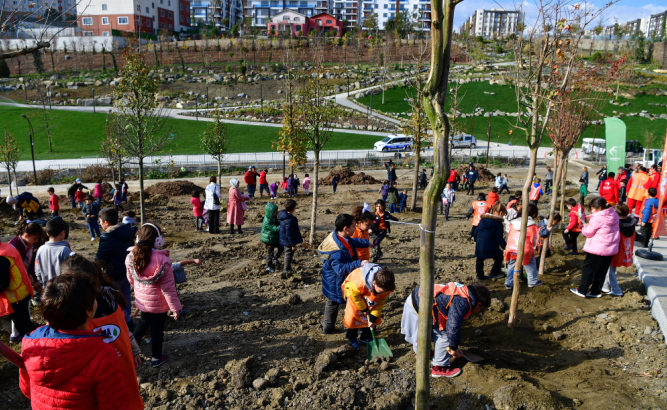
[460,349,485,363]
[367,328,393,362]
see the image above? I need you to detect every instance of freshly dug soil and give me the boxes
[457,164,496,182]
[319,167,380,185]
[144,181,205,197]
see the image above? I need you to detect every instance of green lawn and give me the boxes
[356,82,667,148]
[0,105,381,160]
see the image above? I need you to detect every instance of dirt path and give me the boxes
[1,164,665,410]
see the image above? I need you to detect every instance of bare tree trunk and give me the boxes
[538,149,565,276]
[218,159,222,183]
[309,151,320,245]
[139,158,146,224]
[508,147,538,327]
[559,158,569,219]
[410,142,421,210]
[7,170,13,197]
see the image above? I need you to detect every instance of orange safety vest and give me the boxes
[505,222,538,265]
[89,307,144,410]
[342,268,391,329]
[611,233,635,268]
[418,282,472,331]
[507,199,518,210]
[0,243,34,318]
[471,201,488,226]
[627,172,649,201]
[529,184,541,201]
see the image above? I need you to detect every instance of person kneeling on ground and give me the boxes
[401,282,490,378]
[342,263,395,350]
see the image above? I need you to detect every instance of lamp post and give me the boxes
[20,115,38,185]
[195,94,199,121]
[46,85,52,110]
[92,87,96,113]
[469,104,478,159]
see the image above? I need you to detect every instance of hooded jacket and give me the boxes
[125,248,182,314]
[278,210,303,247]
[20,326,130,410]
[261,203,280,245]
[96,223,136,282]
[342,263,391,324]
[227,187,249,226]
[474,214,506,259]
[318,231,368,303]
[582,206,620,256]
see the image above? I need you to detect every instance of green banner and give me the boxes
[604,117,626,172]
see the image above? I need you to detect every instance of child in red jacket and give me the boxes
[20,274,130,410]
[563,198,585,255]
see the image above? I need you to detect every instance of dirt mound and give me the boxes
[456,164,495,182]
[318,167,379,185]
[144,181,205,197]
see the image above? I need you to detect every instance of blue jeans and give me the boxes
[87,221,101,238]
[389,203,398,213]
[70,196,76,208]
[505,256,538,287]
[259,184,269,196]
[115,278,132,323]
[248,184,257,198]
[333,183,338,193]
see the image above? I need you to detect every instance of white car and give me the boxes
[374,134,413,152]
[452,134,477,149]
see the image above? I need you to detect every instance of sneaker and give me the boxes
[9,335,23,344]
[601,288,611,294]
[273,259,282,268]
[91,237,96,241]
[432,366,461,378]
[348,338,359,351]
[567,251,579,255]
[151,354,169,368]
[266,266,275,273]
[563,246,572,250]
[489,273,505,280]
[585,293,602,299]
[570,288,586,298]
[528,280,543,288]
[359,336,373,345]
[505,285,513,290]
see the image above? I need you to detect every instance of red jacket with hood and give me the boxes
[20,325,130,410]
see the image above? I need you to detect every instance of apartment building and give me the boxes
[647,10,666,38]
[5,0,78,16]
[76,0,192,36]
[190,0,242,30]
[625,17,649,37]
[243,0,328,28]
[460,9,523,39]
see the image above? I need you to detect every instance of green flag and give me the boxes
[604,117,626,172]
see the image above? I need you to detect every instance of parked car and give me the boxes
[374,134,413,152]
[452,134,477,149]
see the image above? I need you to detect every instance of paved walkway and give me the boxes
[633,239,667,345]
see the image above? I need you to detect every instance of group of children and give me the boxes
[278,174,312,199]
[378,181,409,213]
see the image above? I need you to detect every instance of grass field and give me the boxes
[0,105,381,161]
[356,82,667,148]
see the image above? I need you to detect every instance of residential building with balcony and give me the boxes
[191,0,242,31]
[244,0,326,28]
[460,8,523,39]
[648,10,666,39]
[267,10,342,36]
[332,0,360,29]
[625,17,649,37]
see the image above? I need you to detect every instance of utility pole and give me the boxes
[469,104,478,159]
[20,115,38,185]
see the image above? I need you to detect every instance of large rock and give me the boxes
[490,298,508,312]
[493,382,561,410]
[230,357,254,389]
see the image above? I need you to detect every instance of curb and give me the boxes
[633,253,667,345]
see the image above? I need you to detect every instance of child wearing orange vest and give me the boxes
[342,263,395,350]
[602,203,635,297]
[563,198,585,255]
[372,200,398,262]
[626,166,649,217]
[466,193,489,239]
[401,282,491,378]
[504,204,542,289]
[529,178,543,206]
[351,206,374,262]
[639,187,659,248]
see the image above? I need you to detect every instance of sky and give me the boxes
[452,0,667,31]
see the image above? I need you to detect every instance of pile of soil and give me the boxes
[144,181,205,197]
[319,167,379,185]
[456,164,495,182]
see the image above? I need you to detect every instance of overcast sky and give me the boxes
[452,0,666,30]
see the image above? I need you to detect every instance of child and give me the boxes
[287,174,294,197]
[318,213,370,334]
[603,203,635,297]
[495,173,503,190]
[563,198,585,255]
[618,179,628,204]
[278,199,303,275]
[379,181,390,202]
[82,195,101,241]
[474,202,507,280]
[570,197,620,298]
[303,174,311,196]
[113,183,124,212]
[93,179,104,205]
[0,239,38,344]
[270,180,279,199]
[507,190,522,209]
[398,189,408,213]
[332,174,340,194]
[47,187,59,217]
[536,212,562,268]
[466,193,489,239]
[579,178,588,206]
[529,178,543,206]
[352,206,374,261]
[123,211,137,228]
[372,199,398,262]
[387,182,400,213]
[504,204,542,289]
[342,264,395,350]
[500,174,510,194]
[487,187,500,206]
[19,274,130,410]
[293,174,300,196]
[126,223,182,367]
[419,169,427,189]
[35,218,71,287]
[261,202,282,273]
[74,186,87,208]
[191,190,204,231]
[259,169,269,197]
[441,183,455,220]
[401,282,490,378]
[281,177,289,196]
[61,255,144,410]
[599,172,618,205]
[640,187,659,248]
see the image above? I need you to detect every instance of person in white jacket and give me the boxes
[441,184,455,220]
[204,176,222,234]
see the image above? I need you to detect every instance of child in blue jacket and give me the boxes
[278,199,303,275]
[317,213,370,334]
[640,187,659,247]
[398,189,408,213]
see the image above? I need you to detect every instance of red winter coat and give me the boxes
[20,325,129,410]
[259,171,267,185]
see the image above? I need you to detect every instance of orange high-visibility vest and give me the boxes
[342,268,391,329]
[529,184,541,201]
[505,222,538,265]
[611,233,635,268]
[471,201,488,226]
[0,243,33,318]
[628,172,649,201]
[418,282,472,331]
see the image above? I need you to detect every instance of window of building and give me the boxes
[375,4,378,8]
[82,17,93,25]
[294,17,300,21]
[152,3,155,8]
[180,3,183,9]
[180,15,184,22]
[160,10,165,17]
[146,7,149,13]
[168,11,172,18]
[326,19,331,23]
[160,0,163,3]
[383,12,386,17]
[296,24,301,30]
[83,31,94,36]
[101,17,109,25]
[161,22,165,28]
[383,4,387,8]
[168,1,171,5]
[169,24,173,29]
[413,4,416,8]
[137,5,140,11]
[146,19,152,27]
[118,16,129,24]
[103,31,110,36]
[101,4,107,10]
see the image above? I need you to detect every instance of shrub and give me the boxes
[0,59,10,78]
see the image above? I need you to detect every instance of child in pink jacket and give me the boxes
[570,197,620,299]
[302,174,312,196]
[126,223,182,367]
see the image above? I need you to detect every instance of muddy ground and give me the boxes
[1,167,666,410]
